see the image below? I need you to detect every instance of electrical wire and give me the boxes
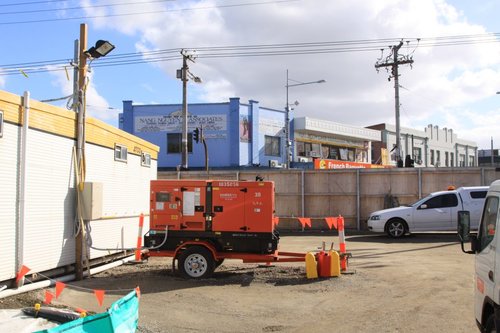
[0,0,174,16]
[85,222,169,252]
[0,0,299,25]
[0,33,498,77]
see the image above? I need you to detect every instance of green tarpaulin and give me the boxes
[35,289,139,333]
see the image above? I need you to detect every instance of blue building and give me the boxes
[119,98,288,169]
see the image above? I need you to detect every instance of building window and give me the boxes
[451,153,454,167]
[413,147,422,165]
[445,152,449,167]
[265,135,281,156]
[459,154,466,167]
[114,144,128,162]
[469,156,475,166]
[430,150,435,165]
[436,150,441,167]
[167,133,192,154]
[141,152,151,167]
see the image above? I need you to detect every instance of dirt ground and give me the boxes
[0,233,477,333]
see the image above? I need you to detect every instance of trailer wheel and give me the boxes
[178,246,215,279]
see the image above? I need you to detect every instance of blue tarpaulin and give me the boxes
[35,289,139,333]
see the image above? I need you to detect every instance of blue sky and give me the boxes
[1,0,499,149]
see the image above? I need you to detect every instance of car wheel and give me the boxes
[484,313,496,333]
[178,246,215,279]
[386,219,407,238]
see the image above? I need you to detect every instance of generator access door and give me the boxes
[210,180,274,233]
[150,180,207,231]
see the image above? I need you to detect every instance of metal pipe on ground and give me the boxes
[0,255,136,300]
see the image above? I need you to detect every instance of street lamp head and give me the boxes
[497,91,500,94]
[317,80,326,84]
[84,40,115,59]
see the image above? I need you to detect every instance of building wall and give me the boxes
[294,117,380,164]
[0,90,158,282]
[368,123,477,167]
[119,98,287,169]
[0,120,19,281]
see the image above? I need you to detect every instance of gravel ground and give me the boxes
[0,233,477,332]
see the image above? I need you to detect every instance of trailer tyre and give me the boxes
[385,219,407,238]
[178,246,215,279]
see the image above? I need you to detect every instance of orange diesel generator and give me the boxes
[145,180,279,263]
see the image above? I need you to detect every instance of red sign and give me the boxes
[314,159,388,170]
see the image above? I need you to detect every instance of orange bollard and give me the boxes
[135,213,144,261]
[338,216,347,271]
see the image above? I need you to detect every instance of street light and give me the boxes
[285,69,325,168]
[84,40,115,59]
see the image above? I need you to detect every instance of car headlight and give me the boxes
[370,215,381,221]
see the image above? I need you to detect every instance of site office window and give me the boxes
[265,135,281,156]
[167,133,192,154]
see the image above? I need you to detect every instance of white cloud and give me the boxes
[47,65,117,124]
[82,0,500,148]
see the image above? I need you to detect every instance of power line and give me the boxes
[0,0,299,25]
[0,0,68,7]
[1,33,499,76]
[0,0,174,16]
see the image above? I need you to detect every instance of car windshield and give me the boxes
[410,195,433,207]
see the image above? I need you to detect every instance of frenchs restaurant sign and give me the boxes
[314,159,387,169]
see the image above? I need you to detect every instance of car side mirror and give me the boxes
[457,211,470,242]
[420,204,427,209]
[458,210,475,254]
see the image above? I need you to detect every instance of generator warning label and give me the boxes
[219,193,238,200]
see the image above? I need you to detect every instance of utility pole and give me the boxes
[177,50,201,170]
[491,137,494,166]
[75,23,88,281]
[181,53,189,170]
[375,41,414,167]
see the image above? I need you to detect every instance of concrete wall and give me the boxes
[159,167,500,231]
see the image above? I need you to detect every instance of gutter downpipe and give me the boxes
[418,167,422,199]
[16,91,30,288]
[356,169,360,231]
[0,254,136,299]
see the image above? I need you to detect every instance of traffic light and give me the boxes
[193,128,200,143]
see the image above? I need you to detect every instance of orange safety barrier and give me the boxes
[135,213,145,261]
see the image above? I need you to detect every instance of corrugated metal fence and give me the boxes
[159,167,500,230]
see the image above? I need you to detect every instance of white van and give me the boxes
[459,180,500,332]
[368,186,488,238]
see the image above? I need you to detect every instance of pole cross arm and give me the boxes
[375,59,414,68]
